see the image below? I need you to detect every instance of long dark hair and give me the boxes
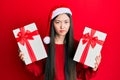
[45,13,76,80]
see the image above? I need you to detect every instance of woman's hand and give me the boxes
[93,54,101,71]
[19,51,25,61]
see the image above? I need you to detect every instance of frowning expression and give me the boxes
[53,13,70,37]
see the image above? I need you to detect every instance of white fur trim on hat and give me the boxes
[43,36,50,44]
[51,7,72,19]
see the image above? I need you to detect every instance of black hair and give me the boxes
[45,13,76,80]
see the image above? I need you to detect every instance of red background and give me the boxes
[0,0,120,80]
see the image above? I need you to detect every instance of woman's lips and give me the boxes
[59,30,65,33]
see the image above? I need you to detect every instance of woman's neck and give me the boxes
[54,35,65,44]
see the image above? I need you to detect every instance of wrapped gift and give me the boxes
[13,23,47,65]
[73,27,107,68]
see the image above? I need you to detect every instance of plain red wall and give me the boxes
[0,0,120,80]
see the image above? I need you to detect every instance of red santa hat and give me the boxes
[43,6,72,44]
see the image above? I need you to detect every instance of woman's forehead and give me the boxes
[55,14,70,21]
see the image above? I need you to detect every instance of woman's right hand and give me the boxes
[19,51,25,61]
[19,51,41,76]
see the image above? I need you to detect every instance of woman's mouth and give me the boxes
[60,30,65,33]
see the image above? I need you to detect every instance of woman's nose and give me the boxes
[60,22,65,29]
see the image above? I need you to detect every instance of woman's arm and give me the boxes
[76,63,97,80]
[25,60,45,77]
[19,52,46,77]
[76,54,101,80]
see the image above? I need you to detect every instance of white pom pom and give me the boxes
[43,36,50,44]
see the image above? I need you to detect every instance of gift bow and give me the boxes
[82,30,104,48]
[80,29,104,64]
[16,27,39,63]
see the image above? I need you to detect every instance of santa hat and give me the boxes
[43,6,72,44]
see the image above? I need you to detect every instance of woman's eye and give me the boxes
[56,22,59,23]
[65,21,68,24]
[56,21,60,24]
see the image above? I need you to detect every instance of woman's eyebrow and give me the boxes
[55,19,69,21]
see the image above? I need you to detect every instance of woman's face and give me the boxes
[53,13,70,37]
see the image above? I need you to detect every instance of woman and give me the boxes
[19,7,101,80]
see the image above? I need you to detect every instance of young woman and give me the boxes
[19,7,101,80]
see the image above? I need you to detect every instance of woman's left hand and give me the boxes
[93,54,102,71]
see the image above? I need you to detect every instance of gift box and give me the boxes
[73,27,107,68]
[13,23,47,65]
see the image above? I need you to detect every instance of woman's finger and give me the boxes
[93,63,98,71]
[93,54,102,71]
[96,54,102,65]
[19,52,25,61]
